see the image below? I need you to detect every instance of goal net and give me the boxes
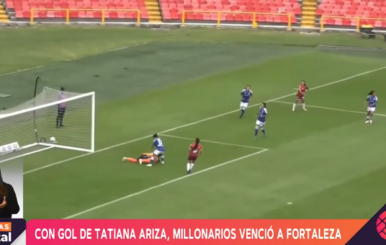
[0,87,95,157]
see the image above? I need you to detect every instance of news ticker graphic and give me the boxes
[0,219,26,245]
[25,219,361,245]
[10,203,384,245]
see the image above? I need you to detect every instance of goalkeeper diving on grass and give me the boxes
[122,134,165,167]
[122,153,160,164]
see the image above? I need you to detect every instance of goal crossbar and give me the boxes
[0,91,95,119]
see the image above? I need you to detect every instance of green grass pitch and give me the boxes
[0,27,385,220]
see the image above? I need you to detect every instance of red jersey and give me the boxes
[189,143,202,156]
[298,84,308,94]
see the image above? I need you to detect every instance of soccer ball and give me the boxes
[50,137,56,143]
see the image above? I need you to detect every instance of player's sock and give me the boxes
[56,116,60,127]
[127,158,138,163]
[240,109,245,118]
[160,156,164,164]
[254,126,258,138]
[302,103,306,110]
[187,163,191,174]
[261,128,266,135]
[190,163,194,172]
[292,104,296,111]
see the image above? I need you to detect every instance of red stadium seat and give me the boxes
[317,0,386,28]
[160,0,301,25]
[7,0,149,20]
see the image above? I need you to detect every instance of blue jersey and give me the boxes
[367,95,378,108]
[241,89,253,103]
[257,107,267,122]
[153,138,165,152]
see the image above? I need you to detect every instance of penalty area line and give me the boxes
[161,134,268,150]
[274,101,386,117]
[64,148,269,219]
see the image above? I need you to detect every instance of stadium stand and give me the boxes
[4,0,150,21]
[300,0,317,28]
[160,0,301,25]
[0,2,10,22]
[317,0,386,28]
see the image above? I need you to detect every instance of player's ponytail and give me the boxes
[194,138,200,149]
[368,90,374,95]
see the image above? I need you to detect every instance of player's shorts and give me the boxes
[256,120,265,127]
[188,155,197,163]
[367,107,376,112]
[240,102,249,109]
[153,149,165,156]
[57,106,66,116]
[296,94,304,100]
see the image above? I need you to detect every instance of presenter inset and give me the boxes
[0,169,19,218]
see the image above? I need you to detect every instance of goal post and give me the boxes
[0,87,95,156]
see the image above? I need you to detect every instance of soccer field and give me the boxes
[0,27,385,220]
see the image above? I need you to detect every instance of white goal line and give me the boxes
[24,65,386,175]
[160,134,268,150]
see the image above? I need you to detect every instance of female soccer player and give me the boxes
[56,87,66,128]
[240,85,253,118]
[292,81,309,112]
[255,102,267,139]
[187,138,202,174]
[122,153,158,164]
[137,134,165,167]
[366,90,378,124]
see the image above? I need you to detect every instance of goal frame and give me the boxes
[0,91,95,157]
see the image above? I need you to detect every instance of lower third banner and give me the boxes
[26,219,367,245]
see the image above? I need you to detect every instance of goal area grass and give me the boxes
[0,27,385,220]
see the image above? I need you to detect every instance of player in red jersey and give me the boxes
[187,138,202,175]
[292,80,309,111]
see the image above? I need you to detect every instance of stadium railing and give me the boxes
[320,15,386,32]
[181,10,293,30]
[30,9,141,25]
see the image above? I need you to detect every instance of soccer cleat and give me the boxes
[365,121,369,124]
[122,157,126,162]
[161,161,164,164]
[370,120,373,124]
[187,170,191,174]
[146,164,152,167]
[303,108,307,111]
[138,159,143,164]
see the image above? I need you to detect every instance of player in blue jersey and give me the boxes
[255,102,267,139]
[240,85,253,118]
[366,90,378,124]
[139,133,165,167]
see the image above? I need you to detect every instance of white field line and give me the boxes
[23,65,386,175]
[161,134,268,150]
[0,42,148,77]
[64,148,269,219]
[274,100,386,117]
[0,66,43,78]
[0,146,54,165]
